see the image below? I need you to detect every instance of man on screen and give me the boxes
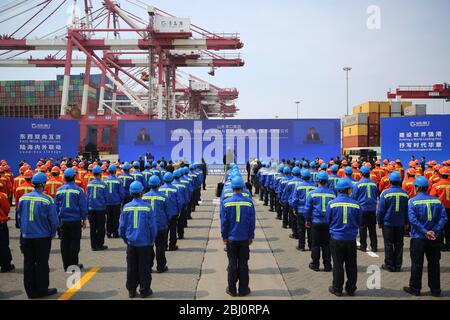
[136,128,152,145]
[306,127,321,143]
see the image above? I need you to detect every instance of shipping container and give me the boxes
[368,124,379,136]
[404,105,427,116]
[343,136,368,148]
[391,112,402,117]
[343,124,368,137]
[353,101,390,114]
[368,112,380,124]
[342,113,368,127]
[368,136,380,147]
[390,101,402,113]
[380,113,390,118]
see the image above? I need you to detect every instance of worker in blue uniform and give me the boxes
[377,172,409,272]
[221,176,256,297]
[256,162,265,201]
[159,172,182,251]
[86,165,108,251]
[159,162,167,177]
[142,162,153,192]
[55,168,88,271]
[403,176,448,297]
[282,167,302,239]
[278,167,293,229]
[327,178,361,297]
[119,181,157,299]
[131,161,147,190]
[105,165,125,238]
[17,172,59,299]
[150,161,161,178]
[352,166,379,252]
[181,167,194,221]
[119,163,134,205]
[304,171,336,272]
[328,165,340,195]
[261,162,271,205]
[143,175,170,273]
[189,164,201,212]
[344,166,357,185]
[273,166,285,219]
[309,162,319,186]
[173,169,189,239]
[266,163,277,212]
[290,169,316,251]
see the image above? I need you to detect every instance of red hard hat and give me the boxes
[19,166,27,174]
[388,166,395,172]
[383,159,389,165]
[24,170,33,179]
[352,162,359,168]
[409,161,416,168]
[435,165,441,171]
[39,166,47,172]
[375,160,381,166]
[60,165,67,170]
[79,162,85,168]
[101,165,108,171]
[51,166,60,173]
[407,168,416,176]
[440,167,450,176]
[88,164,94,170]
[329,160,335,165]
[72,166,79,172]
[341,160,348,166]
[366,163,372,169]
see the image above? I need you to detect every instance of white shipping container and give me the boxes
[154,16,191,33]
[342,113,368,127]
[404,105,427,116]
[390,101,402,113]
[191,81,210,91]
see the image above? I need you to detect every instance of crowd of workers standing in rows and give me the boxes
[243,157,450,297]
[0,158,206,298]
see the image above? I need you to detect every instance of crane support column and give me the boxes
[60,36,74,116]
[81,56,91,115]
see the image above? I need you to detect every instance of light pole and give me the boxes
[343,67,352,115]
[295,101,300,119]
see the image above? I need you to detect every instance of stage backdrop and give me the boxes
[381,115,450,165]
[0,118,80,174]
[118,119,341,164]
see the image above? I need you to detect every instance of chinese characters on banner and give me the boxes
[19,133,63,155]
[399,130,443,152]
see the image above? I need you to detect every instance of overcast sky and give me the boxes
[1,0,449,118]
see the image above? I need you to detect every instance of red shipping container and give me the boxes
[368,136,380,147]
[343,136,368,148]
[368,112,380,125]
[369,124,380,136]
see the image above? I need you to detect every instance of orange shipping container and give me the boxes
[343,136,368,148]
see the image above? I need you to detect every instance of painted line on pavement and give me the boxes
[58,267,100,300]
[356,240,379,258]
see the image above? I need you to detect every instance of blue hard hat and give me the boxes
[231,177,245,189]
[360,166,371,175]
[278,166,284,173]
[414,176,429,188]
[189,164,196,170]
[183,167,189,174]
[336,178,353,191]
[292,167,301,176]
[265,162,271,168]
[122,163,131,170]
[301,169,311,179]
[148,175,161,187]
[310,161,316,168]
[283,167,291,174]
[145,162,151,168]
[133,161,140,167]
[108,165,117,173]
[64,168,76,178]
[320,163,327,170]
[302,161,308,167]
[331,165,339,173]
[295,160,300,165]
[130,181,144,194]
[317,171,329,181]
[92,165,102,175]
[163,172,173,183]
[160,162,165,168]
[32,172,47,185]
[173,169,181,178]
[389,172,401,183]
[345,167,353,175]
[152,161,158,167]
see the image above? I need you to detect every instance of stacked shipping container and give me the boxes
[0,74,106,118]
[342,101,413,149]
